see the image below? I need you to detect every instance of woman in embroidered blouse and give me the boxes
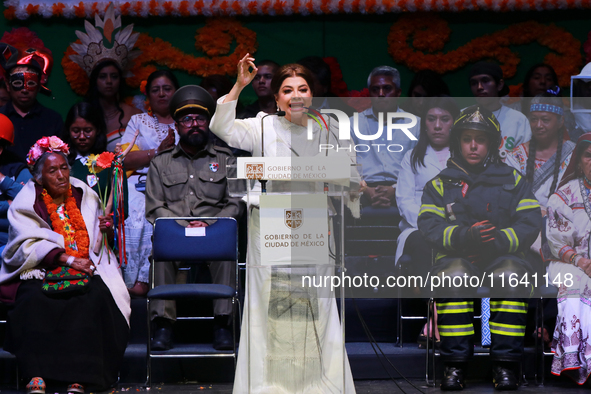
[505,92,575,213]
[0,137,130,394]
[546,132,591,384]
[119,70,178,297]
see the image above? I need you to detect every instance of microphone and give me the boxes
[260,111,285,194]
[261,111,285,158]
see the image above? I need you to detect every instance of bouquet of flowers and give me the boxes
[86,131,139,266]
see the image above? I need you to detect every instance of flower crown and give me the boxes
[27,136,70,167]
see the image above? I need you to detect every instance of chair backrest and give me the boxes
[153,217,238,262]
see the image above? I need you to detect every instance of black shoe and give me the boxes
[151,318,173,351]
[213,315,233,351]
[492,363,519,391]
[441,365,465,391]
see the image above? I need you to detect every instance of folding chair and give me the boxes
[146,217,239,386]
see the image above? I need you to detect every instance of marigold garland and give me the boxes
[388,14,582,87]
[42,187,90,259]
[6,0,591,19]
[62,18,257,96]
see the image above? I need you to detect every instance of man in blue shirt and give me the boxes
[351,66,420,208]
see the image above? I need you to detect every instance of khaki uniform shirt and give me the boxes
[145,141,243,224]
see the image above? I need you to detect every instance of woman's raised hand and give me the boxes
[236,53,258,89]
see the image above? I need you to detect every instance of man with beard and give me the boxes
[145,85,244,351]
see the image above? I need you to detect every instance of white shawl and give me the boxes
[0,177,131,325]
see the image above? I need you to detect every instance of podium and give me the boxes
[228,155,358,394]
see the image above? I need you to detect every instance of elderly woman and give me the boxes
[0,137,130,394]
[546,132,591,384]
[210,54,357,394]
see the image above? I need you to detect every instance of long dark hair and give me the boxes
[407,70,450,97]
[85,60,126,132]
[522,64,559,117]
[410,96,460,173]
[525,92,564,198]
[62,102,107,164]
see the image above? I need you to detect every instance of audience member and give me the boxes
[400,70,451,117]
[0,113,31,250]
[85,60,142,151]
[546,132,591,385]
[297,55,355,116]
[62,102,117,196]
[68,6,142,152]
[0,136,130,394]
[469,61,531,157]
[238,59,279,118]
[121,70,179,297]
[505,93,574,213]
[0,43,62,161]
[145,85,243,351]
[353,65,420,208]
[0,79,10,108]
[396,96,459,347]
[418,105,541,391]
[200,74,234,102]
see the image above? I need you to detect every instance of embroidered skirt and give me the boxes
[4,276,129,390]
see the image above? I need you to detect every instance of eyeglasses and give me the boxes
[178,115,208,128]
[70,128,95,138]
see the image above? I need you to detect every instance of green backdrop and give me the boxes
[1,8,591,117]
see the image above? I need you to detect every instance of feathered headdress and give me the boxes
[69,3,140,77]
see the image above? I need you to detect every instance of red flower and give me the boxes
[96,152,115,169]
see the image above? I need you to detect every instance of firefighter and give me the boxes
[417,105,542,390]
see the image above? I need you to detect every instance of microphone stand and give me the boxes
[260,110,285,194]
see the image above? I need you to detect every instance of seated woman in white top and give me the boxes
[395,96,459,347]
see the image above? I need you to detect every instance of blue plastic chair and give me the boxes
[146,217,239,386]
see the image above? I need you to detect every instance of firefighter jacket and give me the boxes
[417,159,542,262]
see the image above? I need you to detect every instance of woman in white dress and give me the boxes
[546,132,591,384]
[395,96,459,346]
[210,54,357,394]
[119,70,178,296]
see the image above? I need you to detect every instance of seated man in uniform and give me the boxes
[145,85,244,351]
[418,106,542,390]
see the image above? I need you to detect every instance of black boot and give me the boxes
[441,363,465,391]
[492,362,519,391]
[213,315,233,351]
[151,318,173,351]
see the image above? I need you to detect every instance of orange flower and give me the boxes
[25,4,39,15]
[96,152,115,169]
[3,7,16,19]
[52,3,65,16]
[120,2,131,15]
[180,1,190,15]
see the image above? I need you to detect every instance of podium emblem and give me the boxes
[285,209,303,230]
[245,163,264,179]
